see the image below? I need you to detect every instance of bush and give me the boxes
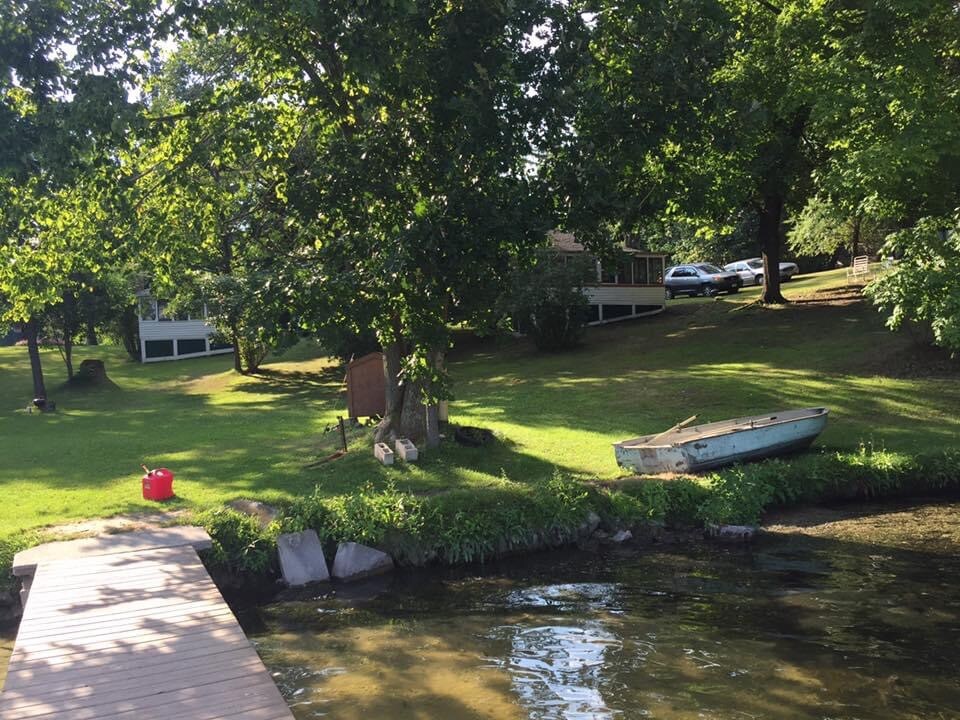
[866,212,960,355]
[501,249,594,351]
[284,482,426,546]
[196,508,278,576]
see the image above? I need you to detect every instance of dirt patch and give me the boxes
[763,499,960,555]
[791,285,866,306]
[859,342,960,379]
[44,510,190,539]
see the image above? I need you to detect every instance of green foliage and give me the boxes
[604,483,670,526]
[866,213,960,355]
[282,472,596,566]
[0,531,40,593]
[502,249,593,351]
[315,483,426,547]
[196,508,278,576]
[788,197,891,260]
[687,447,960,526]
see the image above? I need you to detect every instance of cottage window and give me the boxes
[177,338,207,355]
[649,257,665,283]
[139,298,157,321]
[632,258,650,285]
[615,258,632,284]
[144,340,174,359]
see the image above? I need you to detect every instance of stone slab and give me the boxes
[331,542,394,582]
[12,526,212,578]
[277,530,330,586]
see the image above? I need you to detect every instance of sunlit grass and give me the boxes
[0,268,956,535]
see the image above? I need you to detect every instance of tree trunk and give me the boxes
[423,348,444,449]
[376,341,407,442]
[850,213,862,260]
[375,340,433,445]
[424,403,440,448]
[231,328,243,374]
[62,335,74,380]
[119,306,141,361]
[24,318,48,401]
[759,194,788,304]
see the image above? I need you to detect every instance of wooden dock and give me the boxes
[1,531,293,720]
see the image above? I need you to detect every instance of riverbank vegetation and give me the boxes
[195,445,960,580]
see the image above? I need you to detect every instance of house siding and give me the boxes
[583,285,665,325]
[137,298,233,363]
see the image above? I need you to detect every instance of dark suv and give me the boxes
[664,264,742,299]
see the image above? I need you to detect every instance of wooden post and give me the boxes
[338,416,348,453]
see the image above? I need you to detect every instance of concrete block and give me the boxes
[332,542,394,582]
[374,442,395,465]
[395,438,418,462]
[277,530,330,586]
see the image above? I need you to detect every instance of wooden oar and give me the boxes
[648,415,698,444]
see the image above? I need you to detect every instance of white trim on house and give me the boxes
[136,297,233,363]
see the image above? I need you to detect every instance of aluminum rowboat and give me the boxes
[613,407,829,474]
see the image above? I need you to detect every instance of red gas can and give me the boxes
[141,466,175,501]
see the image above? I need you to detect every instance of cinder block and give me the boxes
[395,438,418,462]
[374,442,394,465]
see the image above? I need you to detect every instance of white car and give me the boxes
[723,258,799,286]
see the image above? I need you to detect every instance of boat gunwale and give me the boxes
[615,407,829,450]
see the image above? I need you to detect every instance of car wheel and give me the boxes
[729,286,740,294]
[665,287,674,300]
[755,274,763,286]
[701,284,716,297]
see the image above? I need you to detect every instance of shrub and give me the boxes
[285,482,426,547]
[501,249,594,351]
[196,508,278,576]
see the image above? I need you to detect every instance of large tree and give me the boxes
[171,0,556,445]
[551,0,960,304]
[0,0,168,401]
[126,36,304,374]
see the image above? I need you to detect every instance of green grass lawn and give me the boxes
[1,267,957,536]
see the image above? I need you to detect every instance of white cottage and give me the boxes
[136,292,233,362]
[551,232,666,324]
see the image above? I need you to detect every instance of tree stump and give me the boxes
[76,359,107,384]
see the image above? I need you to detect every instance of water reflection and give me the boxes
[488,620,620,720]
[249,501,960,720]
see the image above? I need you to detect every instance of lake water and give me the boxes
[250,501,960,720]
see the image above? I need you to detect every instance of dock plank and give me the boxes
[2,544,293,719]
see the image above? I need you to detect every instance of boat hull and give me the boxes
[613,408,829,474]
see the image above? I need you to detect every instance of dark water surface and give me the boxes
[249,507,960,719]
